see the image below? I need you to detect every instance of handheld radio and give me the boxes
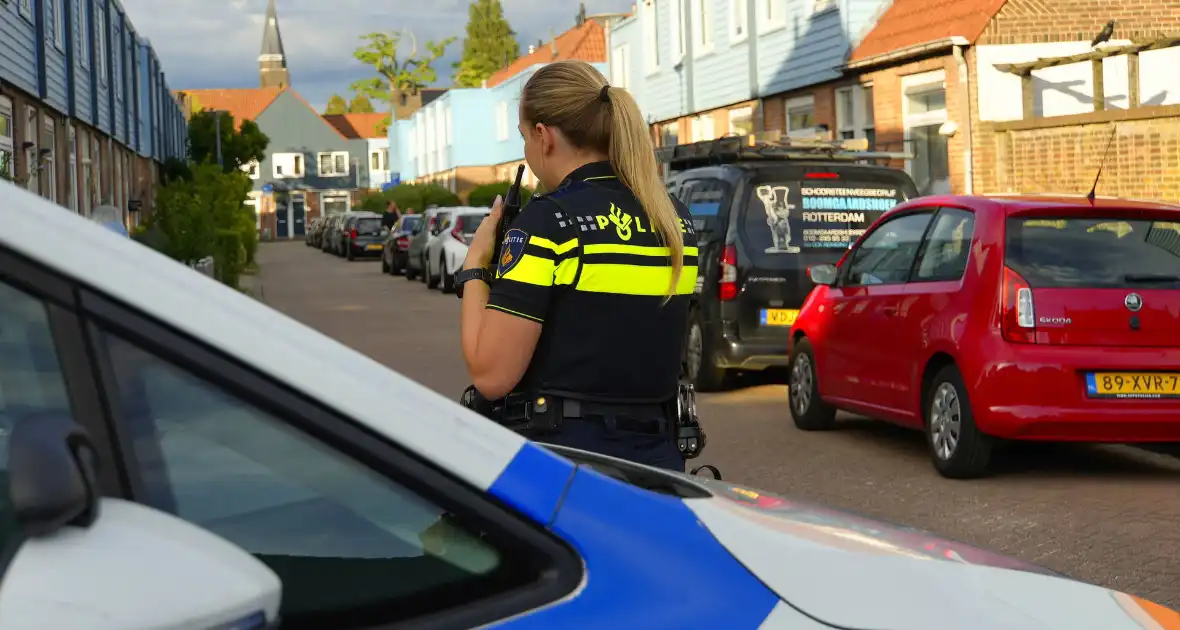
[490,165,526,271]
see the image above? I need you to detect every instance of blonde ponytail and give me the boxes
[604,87,683,299]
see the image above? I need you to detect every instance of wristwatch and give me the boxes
[454,267,493,298]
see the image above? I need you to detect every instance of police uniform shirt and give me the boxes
[486,161,699,402]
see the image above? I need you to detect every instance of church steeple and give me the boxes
[259,0,289,89]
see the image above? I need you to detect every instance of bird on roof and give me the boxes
[1090,20,1115,48]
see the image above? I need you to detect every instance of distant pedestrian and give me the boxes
[381,201,401,230]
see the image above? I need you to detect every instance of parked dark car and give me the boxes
[658,136,919,391]
[405,207,452,282]
[338,212,386,261]
[382,214,422,275]
[320,214,346,254]
[305,217,324,247]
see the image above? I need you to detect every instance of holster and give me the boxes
[459,386,562,433]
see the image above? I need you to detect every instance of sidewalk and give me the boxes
[240,273,265,301]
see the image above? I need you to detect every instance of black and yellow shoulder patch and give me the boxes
[498,228,529,277]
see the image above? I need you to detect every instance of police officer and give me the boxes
[454,60,698,472]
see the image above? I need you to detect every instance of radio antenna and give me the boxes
[1086,125,1118,204]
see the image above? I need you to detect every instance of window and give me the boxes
[813,0,836,13]
[684,178,727,234]
[728,106,753,137]
[95,5,107,85]
[659,121,678,147]
[495,101,509,141]
[690,114,714,142]
[370,151,382,171]
[444,105,453,146]
[76,0,89,68]
[68,124,77,213]
[692,0,713,54]
[786,95,816,138]
[835,84,875,147]
[610,44,631,89]
[1006,217,1180,289]
[91,135,101,205]
[273,153,305,178]
[0,282,75,550]
[317,151,349,177]
[113,22,123,100]
[642,0,660,72]
[760,0,784,31]
[49,0,64,50]
[96,332,541,625]
[902,71,950,196]
[915,209,975,282]
[844,213,933,286]
[80,130,92,215]
[0,97,12,181]
[669,0,686,59]
[241,160,260,179]
[17,0,33,21]
[730,0,747,43]
[24,107,38,193]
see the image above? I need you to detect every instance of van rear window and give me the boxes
[1006,217,1180,288]
[739,180,907,268]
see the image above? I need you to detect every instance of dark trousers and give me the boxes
[521,413,685,473]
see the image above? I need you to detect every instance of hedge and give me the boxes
[468,181,534,208]
[358,183,461,213]
[213,229,245,289]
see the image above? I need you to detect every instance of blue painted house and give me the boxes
[391,17,608,201]
[1,0,186,224]
[608,0,889,146]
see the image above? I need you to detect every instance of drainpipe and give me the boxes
[953,44,974,195]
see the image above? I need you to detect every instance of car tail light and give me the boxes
[719,245,738,301]
[451,226,467,245]
[1000,266,1036,343]
[349,228,358,239]
[395,235,409,250]
[804,172,839,179]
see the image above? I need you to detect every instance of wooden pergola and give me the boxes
[993,34,1180,119]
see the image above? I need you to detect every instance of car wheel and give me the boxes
[419,253,429,284]
[426,253,441,289]
[391,253,403,275]
[346,246,355,261]
[441,255,455,293]
[684,313,727,392]
[787,337,837,431]
[405,256,418,281]
[925,364,993,479]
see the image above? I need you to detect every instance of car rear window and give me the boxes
[355,218,382,232]
[738,176,911,268]
[1006,216,1180,288]
[458,215,485,233]
[401,215,421,229]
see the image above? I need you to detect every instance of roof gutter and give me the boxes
[844,36,970,71]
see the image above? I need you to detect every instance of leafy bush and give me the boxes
[357,183,462,214]
[213,229,245,289]
[468,181,534,208]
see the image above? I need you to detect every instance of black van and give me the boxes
[661,137,920,390]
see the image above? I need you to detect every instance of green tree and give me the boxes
[351,30,455,129]
[348,94,376,112]
[324,94,348,114]
[187,111,269,173]
[452,0,520,88]
[468,181,532,208]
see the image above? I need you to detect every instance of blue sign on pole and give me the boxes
[262,183,274,193]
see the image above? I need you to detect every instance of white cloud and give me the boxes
[119,0,633,111]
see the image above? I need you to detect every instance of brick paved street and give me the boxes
[258,241,1180,606]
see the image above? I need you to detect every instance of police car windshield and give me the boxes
[740,174,911,269]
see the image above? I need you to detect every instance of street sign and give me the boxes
[262,184,274,193]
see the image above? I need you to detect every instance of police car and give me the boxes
[659,135,920,391]
[1,185,1175,630]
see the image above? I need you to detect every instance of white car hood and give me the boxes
[684,481,1176,630]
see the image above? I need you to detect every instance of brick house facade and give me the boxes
[847,0,1180,201]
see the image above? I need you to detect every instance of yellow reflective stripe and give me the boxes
[583,244,699,257]
[577,264,699,296]
[486,304,544,323]
[554,257,578,285]
[529,236,578,255]
[500,255,555,286]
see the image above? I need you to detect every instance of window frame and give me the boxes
[785,95,817,139]
[0,96,13,168]
[50,0,65,51]
[839,209,938,287]
[15,274,584,629]
[95,4,107,86]
[76,0,89,68]
[610,43,631,89]
[316,151,350,177]
[727,106,753,137]
[272,152,304,178]
[18,0,34,23]
[669,0,686,60]
[729,0,748,44]
[910,206,977,284]
[641,0,660,74]
[495,101,509,141]
[691,0,714,56]
[758,0,785,33]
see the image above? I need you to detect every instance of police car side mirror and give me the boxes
[0,499,282,630]
[808,264,838,287]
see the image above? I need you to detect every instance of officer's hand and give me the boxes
[464,195,503,271]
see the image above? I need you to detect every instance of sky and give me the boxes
[119,0,634,111]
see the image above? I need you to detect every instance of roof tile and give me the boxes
[850,0,1008,61]
[174,88,282,128]
[486,20,607,88]
[323,113,388,138]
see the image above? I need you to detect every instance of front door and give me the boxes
[276,203,290,239]
[292,194,306,237]
[820,211,933,417]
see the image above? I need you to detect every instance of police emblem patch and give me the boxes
[498,228,529,277]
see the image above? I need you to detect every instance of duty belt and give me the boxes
[499,393,669,435]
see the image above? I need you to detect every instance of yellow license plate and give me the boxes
[367,244,382,250]
[1086,372,1180,398]
[760,309,799,326]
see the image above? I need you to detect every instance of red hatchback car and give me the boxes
[787,194,1180,478]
